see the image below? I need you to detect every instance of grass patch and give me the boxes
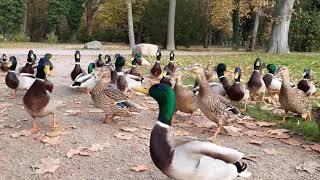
[244,105,282,122]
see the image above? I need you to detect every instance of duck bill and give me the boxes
[133,86,150,95]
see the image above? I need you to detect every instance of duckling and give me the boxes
[71,51,85,81]
[71,63,96,94]
[227,67,250,111]
[164,51,177,77]
[188,64,241,141]
[149,83,251,180]
[277,66,311,122]
[173,68,197,122]
[1,54,9,72]
[20,50,36,74]
[90,67,140,123]
[5,56,19,98]
[150,49,163,79]
[247,58,266,101]
[23,57,56,133]
[297,68,316,96]
[263,64,282,92]
[95,54,105,68]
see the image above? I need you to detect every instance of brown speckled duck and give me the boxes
[247,58,266,101]
[71,51,85,81]
[20,50,36,74]
[188,64,241,141]
[173,68,197,122]
[23,56,56,133]
[150,49,163,79]
[277,66,311,122]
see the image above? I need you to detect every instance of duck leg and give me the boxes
[8,90,17,99]
[241,101,247,112]
[50,114,58,128]
[32,116,40,133]
[103,114,114,123]
[209,126,221,142]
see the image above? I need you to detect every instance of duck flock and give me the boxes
[0,49,318,180]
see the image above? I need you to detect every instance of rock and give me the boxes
[132,44,158,56]
[84,41,102,50]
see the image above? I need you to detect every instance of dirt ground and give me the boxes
[0,52,319,180]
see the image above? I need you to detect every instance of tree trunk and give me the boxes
[166,0,176,51]
[23,1,28,34]
[268,0,295,54]
[127,0,135,48]
[232,0,240,50]
[86,8,94,37]
[250,8,261,51]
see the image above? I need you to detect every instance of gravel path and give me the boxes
[0,54,319,180]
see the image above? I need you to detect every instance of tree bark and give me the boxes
[23,1,28,34]
[166,0,176,51]
[232,0,240,50]
[250,8,261,51]
[127,0,135,48]
[86,10,94,37]
[268,0,295,54]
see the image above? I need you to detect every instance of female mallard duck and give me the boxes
[95,54,105,68]
[263,64,282,92]
[90,67,140,123]
[247,58,266,101]
[149,83,251,180]
[5,56,19,98]
[1,54,9,72]
[150,49,163,80]
[71,50,85,81]
[163,51,177,77]
[23,57,56,133]
[20,50,36,74]
[173,68,197,122]
[71,63,96,94]
[227,67,250,111]
[297,68,316,96]
[277,66,311,122]
[188,64,241,141]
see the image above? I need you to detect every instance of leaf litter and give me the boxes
[31,158,61,174]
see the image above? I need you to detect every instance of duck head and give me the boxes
[156,49,161,63]
[105,55,111,64]
[187,63,205,79]
[115,55,126,72]
[44,53,54,70]
[75,50,81,63]
[169,51,175,62]
[88,63,96,74]
[8,56,17,71]
[36,57,52,79]
[267,64,277,75]
[2,54,7,62]
[98,54,103,60]
[216,63,227,78]
[173,68,183,85]
[234,67,241,82]
[254,58,262,70]
[149,83,175,126]
[303,68,311,79]
[27,50,36,63]
[133,53,142,66]
[275,66,289,79]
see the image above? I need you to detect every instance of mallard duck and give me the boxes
[188,64,241,141]
[160,74,173,87]
[247,58,266,101]
[227,67,250,111]
[115,55,129,93]
[71,63,96,94]
[263,64,282,92]
[277,66,311,122]
[150,49,163,79]
[20,50,36,74]
[173,68,197,122]
[164,51,177,77]
[90,67,140,123]
[297,68,316,96]
[95,54,105,68]
[71,50,85,81]
[5,56,19,98]
[148,83,251,180]
[23,57,56,133]
[128,57,142,77]
[1,54,9,72]
[105,54,112,65]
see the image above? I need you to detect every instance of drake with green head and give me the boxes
[247,58,266,101]
[227,67,250,111]
[23,56,56,133]
[71,50,85,81]
[71,63,96,94]
[128,54,142,77]
[150,49,163,80]
[20,50,36,74]
[297,68,316,96]
[1,54,9,72]
[149,83,251,180]
[115,55,129,94]
[263,64,282,92]
[5,56,19,98]
[164,51,176,77]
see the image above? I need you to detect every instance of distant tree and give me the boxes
[166,0,176,50]
[85,0,103,37]
[232,0,240,49]
[127,0,135,48]
[46,0,68,33]
[0,0,25,40]
[67,0,86,42]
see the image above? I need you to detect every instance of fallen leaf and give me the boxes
[131,164,148,172]
[114,132,133,140]
[65,109,81,116]
[223,126,242,136]
[88,108,104,113]
[66,147,89,158]
[174,129,190,136]
[249,139,263,146]
[89,143,110,152]
[281,138,301,146]
[138,126,152,130]
[268,129,290,139]
[32,158,61,174]
[302,145,313,151]
[120,127,138,133]
[310,144,320,153]
[263,148,279,155]
[256,122,276,127]
[41,137,61,146]
[296,161,320,174]
[10,130,32,138]
[241,122,257,130]
[79,151,90,156]
[137,134,149,139]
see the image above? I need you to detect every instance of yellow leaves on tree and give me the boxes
[209,0,233,36]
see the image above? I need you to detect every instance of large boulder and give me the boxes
[132,43,158,56]
[84,41,102,50]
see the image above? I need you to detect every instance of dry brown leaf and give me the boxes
[296,161,320,174]
[263,148,279,155]
[45,130,64,137]
[65,109,81,116]
[114,132,133,140]
[242,122,257,130]
[310,144,320,153]
[256,122,276,127]
[89,143,110,152]
[137,134,149,139]
[88,108,104,113]
[302,145,313,151]
[41,137,60,146]
[281,138,301,146]
[131,164,148,172]
[66,147,89,158]
[10,130,32,138]
[79,151,90,156]
[120,127,138,133]
[268,129,290,139]
[174,129,190,136]
[249,139,263,146]
[223,126,242,136]
[32,158,61,174]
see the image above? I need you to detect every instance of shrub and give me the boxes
[12,32,28,42]
[47,32,59,43]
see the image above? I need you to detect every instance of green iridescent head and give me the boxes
[267,64,277,74]
[88,63,96,74]
[44,53,52,60]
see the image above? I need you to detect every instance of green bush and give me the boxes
[47,32,59,43]
[12,32,28,42]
